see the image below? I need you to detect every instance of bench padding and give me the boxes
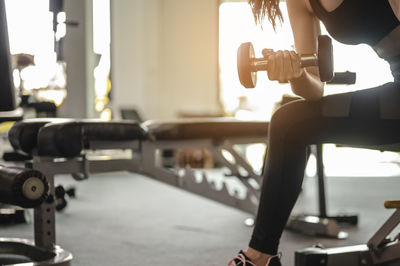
[9,118,72,155]
[10,119,148,157]
[38,121,149,157]
[144,118,269,140]
[9,118,269,157]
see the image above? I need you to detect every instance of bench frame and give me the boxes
[295,208,400,266]
[32,135,266,215]
[0,162,72,266]
[0,135,264,265]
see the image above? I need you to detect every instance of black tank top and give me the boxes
[309,0,400,79]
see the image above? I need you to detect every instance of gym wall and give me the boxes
[111,0,221,120]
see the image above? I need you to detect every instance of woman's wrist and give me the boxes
[289,70,324,100]
[288,69,306,83]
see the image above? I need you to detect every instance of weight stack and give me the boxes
[0,165,49,208]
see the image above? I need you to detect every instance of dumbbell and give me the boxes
[237,35,334,88]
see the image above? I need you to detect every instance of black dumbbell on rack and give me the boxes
[237,35,334,88]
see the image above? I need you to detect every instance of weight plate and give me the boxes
[318,35,334,82]
[237,42,257,88]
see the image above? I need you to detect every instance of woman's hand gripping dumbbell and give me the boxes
[237,35,334,88]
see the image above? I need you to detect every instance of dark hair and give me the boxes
[248,0,283,30]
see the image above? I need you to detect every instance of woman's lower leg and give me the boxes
[249,100,319,254]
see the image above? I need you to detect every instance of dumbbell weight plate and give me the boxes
[317,35,334,82]
[237,42,257,88]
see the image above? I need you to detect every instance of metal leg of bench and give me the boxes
[220,142,262,186]
[287,144,357,239]
[367,209,400,265]
[33,173,56,249]
[295,209,400,266]
[210,147,260,197]
[0,162,72,266]
[141,142,259,215]
[0,238,72,266]
[315,144,358,224]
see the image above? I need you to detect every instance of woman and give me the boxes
[228,0,400,265]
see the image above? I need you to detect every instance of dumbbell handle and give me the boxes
[250,54,318,72]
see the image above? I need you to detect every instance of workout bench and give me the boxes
[2,116,368,265]
[2,118,266,265]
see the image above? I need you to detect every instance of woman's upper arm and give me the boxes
[286,0,321,76]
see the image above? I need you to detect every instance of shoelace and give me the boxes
[265,252,282,265]
[227,253,256,266]
[228,252,282,266]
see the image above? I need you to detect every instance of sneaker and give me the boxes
[227,251,282,266]
[265,254,281,266]
[228,251,256,266]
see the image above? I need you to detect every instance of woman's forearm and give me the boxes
[290,69,324,101]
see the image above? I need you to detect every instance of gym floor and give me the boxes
[1,168,399,265]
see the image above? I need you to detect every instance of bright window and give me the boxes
[5,0,68,107]
[5,0,53,57]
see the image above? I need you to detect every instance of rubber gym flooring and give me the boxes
[1,168,399,265]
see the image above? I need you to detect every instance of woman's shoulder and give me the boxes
[286,0,314,15]
[299,0,345,14]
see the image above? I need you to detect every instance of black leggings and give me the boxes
[249,82,400,254]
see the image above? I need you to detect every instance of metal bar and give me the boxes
[33,157,85,176]
[210,147,240,177]
[316,144,327,218]
[300,54,318,67]
[145,139,214,150]
[369,241,400,265]
[33,173,56,249]
[224,136,268,145]
[0,238,72,265]
[222,142,262,184]
[88,159,140,174]
[89,140,140,150]
[141,142,259,214]
[251,58,269,71]
[368,209,400,250]
[143,165,258,215]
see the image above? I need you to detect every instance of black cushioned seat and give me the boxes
[37,120,149,157]
[143,118,269,141]
[9,119,149,157]
[9,118,73,155]
[10,118,269,158]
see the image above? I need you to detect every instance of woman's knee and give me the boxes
[269,99,319,135]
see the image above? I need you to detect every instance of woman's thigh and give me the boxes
[270,82,400,148]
